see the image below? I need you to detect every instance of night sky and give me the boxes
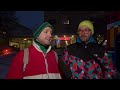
[16,11,44,32]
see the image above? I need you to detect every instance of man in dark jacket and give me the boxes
[61,20,115,79]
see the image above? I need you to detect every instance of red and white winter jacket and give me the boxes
[6,41,61,79]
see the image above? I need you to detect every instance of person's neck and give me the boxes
[34,40,47,53]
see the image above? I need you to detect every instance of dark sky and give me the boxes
[16,11,44,31]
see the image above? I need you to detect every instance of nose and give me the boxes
[81,30,85,33]
[80,30,86,35]
[48,32,52,38]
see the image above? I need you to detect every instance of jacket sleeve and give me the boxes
[61,48,72,79]
[62,48,70,67]
[100,51,116,79]
[6,51,24,79]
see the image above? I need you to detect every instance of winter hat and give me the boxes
[33,22,53,53]
[33,22,53,39]
[78,20,94,35]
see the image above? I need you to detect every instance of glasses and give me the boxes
[78,29,91,33]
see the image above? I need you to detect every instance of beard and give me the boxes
[80,36,90,42]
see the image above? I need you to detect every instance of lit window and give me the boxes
[3,32,6,34]
[24,38,27,41]
[63,19,69,24]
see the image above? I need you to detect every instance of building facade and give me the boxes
[106,11,120,50]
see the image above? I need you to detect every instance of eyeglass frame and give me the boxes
[78,28,91,34]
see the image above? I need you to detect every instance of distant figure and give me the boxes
[6,22,61,79]
[61,20,115,79]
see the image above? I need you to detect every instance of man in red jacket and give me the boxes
[6,22,61,79]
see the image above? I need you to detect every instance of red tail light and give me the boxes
[3,49,11,54]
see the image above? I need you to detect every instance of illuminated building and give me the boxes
[7,21,33,50]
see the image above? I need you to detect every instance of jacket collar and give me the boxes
[76,36,95,44]
[32,41,51,53]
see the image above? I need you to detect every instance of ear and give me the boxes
[90,32,93,36]
[36,37,39,41]
[76,30,79,35]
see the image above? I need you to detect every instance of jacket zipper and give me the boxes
[43,53,49,79]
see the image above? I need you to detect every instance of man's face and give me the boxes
[78,26,92,43]
[36,27,52,46]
